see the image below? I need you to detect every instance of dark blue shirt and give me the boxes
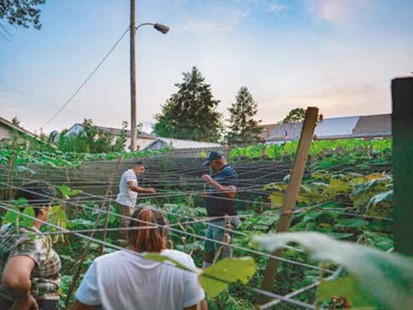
[206,165,238,217]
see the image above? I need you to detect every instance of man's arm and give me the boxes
[201,175,236,198]
[2,256,38,310]
[127,181,156,194]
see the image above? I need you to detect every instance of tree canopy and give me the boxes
[153,66,223,142]
[226,87,261,145]
[0,0,46,30]
[282,108,306,123]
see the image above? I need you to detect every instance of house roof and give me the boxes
[0,116,39,139]
[352,114,392,138]
[67,123,155,139]
[258,124,277,141]
[315,116,360,139]
[143,137,223,150]
[266,122,303,141]
[95,125,155,139]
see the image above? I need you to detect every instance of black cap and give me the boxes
[202,151,223,166]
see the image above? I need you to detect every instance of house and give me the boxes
[142,137,222,151]
[65,123,156,151]
[0,116,39,141]
[264,113,392,144]
[352,114,391,139]
[258,124,278,142]
[265,122,303,144]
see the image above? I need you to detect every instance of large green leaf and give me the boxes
[143,253,197,272]
[253,232,413,309]
[21,207,35,229]
[58,185,82,198]
[319,275,376,307]
[200,257,256,298]
[2,206,20,225]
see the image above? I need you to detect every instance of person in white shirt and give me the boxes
[72,207,207,310]
[115,161,156,233]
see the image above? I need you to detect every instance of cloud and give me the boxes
[175,7,250,36]
[267,2,287,14]
[307,0,372,24]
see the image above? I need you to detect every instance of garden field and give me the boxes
[1,138,411,310]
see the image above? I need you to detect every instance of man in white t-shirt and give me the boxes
[115,162,156,231]
[72,249,207,310]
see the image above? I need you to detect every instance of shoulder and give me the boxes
[161,250,197,270]
[94,250,124,264]
[221,165,238,178]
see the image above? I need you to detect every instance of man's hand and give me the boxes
[147,188,156,194]
[8,295,38,310]
[201,174,213,184]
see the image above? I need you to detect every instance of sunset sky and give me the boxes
[1,0,412,134]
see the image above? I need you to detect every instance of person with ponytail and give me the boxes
[72,207,207,310]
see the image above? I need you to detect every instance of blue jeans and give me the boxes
[204,218,239,259]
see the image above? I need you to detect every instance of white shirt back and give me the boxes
[75,249,205,310]
[116,169,138,207]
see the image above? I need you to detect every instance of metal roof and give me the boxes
[143,137,222,150]
[314,116,360,139]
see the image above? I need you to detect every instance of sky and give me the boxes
[0,0,412,135]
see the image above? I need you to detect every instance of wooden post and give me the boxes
[391,77,413,256]
[130,0,137,151]
[258,107,319,304]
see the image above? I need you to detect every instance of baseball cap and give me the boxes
[202,151,223,166]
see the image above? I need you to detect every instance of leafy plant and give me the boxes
[253,232,413,309]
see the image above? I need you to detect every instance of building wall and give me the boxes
[0,123,13,140]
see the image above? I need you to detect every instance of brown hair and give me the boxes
[127,207,167,253]
[15,180,56,217]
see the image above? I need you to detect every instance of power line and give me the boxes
[42,27,130,128]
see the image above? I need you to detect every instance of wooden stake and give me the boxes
[258,107,319,304]
[391,77,413,256]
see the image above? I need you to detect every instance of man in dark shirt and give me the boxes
[201,151,239,268]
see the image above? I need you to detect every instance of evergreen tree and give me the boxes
[226,87,261,145]
[153,67,223,142]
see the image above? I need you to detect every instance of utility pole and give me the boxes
[130,0,137,151]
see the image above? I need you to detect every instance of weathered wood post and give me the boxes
[391,77,413,256]
[258,107,319,304]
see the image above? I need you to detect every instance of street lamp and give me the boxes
[130,19,170,152]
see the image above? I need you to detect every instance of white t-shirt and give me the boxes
[116,169,138,207]
[75,249,205,310]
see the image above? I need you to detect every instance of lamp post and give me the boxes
[130,0,169,151]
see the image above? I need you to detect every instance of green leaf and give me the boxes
[319,275,376,307]
[58,185,82,197]
[268,192,284,208]
[367,190,393,213]
[253,232,413,310]
[200,257,256,298]
[21,207,35,228]
[2,206,20,225]
[143,253,197,273]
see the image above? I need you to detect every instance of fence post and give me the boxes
[391,77,413,256]
[258,107,318,304]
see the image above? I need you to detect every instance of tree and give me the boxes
[153,67,223,142]
[11,117,20,126]
[226,87,261,145]
[0,0,46,31]
[112,121,128,152]
[56,119,114,153]
[282,108,306,123]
